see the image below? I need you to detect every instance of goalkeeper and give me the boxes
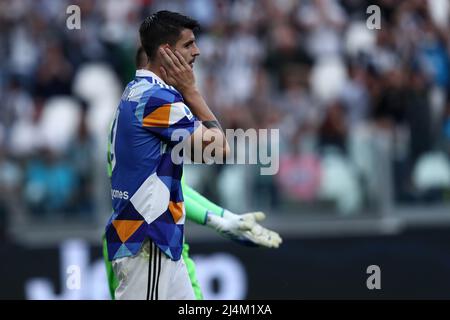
[102,46,282,300]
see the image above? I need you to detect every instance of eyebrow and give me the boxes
[183,39,195,46]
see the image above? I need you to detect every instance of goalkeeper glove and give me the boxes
[206,210,282,248]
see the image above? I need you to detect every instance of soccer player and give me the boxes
[103,177,282,300]
[105,10,231,300]
[103,46,282,300]
[105,11,281,300]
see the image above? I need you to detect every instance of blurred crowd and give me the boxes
[1,0,450,232]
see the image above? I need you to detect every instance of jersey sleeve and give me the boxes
[183,183,225,217]
[141,87,199,145]
[181,174,225,225]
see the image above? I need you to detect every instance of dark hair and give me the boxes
[135,46,148,69]
[139,11,200,62]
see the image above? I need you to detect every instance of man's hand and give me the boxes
[206,210,282,248]
[158,46,217,121]
[159,47,196,95]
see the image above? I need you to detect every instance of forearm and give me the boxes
[184,184,224,216]
[181,181,282,248]
[182,88,217,122]
[184,192,210,225]
[182,182,224,225]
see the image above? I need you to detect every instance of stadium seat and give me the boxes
[413,151,450,191]
[318,147,362,215]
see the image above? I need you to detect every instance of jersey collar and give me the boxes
[136,69,166,85]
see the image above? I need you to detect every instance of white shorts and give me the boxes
[112,239,195,300]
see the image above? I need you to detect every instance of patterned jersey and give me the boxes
[105,69,198,261]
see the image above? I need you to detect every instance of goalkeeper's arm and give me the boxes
[182,177,282,248]
[182,178,224,224]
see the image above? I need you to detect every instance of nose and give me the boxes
[192,43,200,57]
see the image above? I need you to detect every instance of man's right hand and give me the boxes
[158,45,230,161]
[159,47,196,95]
[158,46,219,123]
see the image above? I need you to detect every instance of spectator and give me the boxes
[0,0,449,224]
